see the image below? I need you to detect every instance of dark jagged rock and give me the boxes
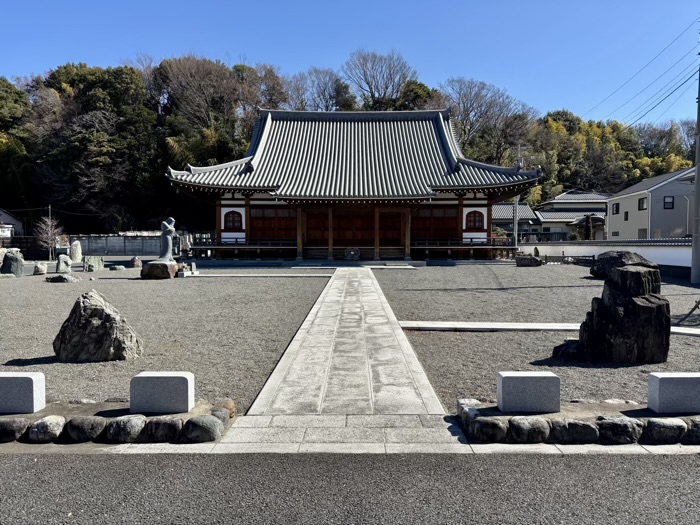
[642,418,687,445]
[576,264,670,364]
[552,339,587,361]
[590,250,657,279]
[53,290,143,362]
[515,255,543,267]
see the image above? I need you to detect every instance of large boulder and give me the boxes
[33,263,48,275]
[69,240,83,263]
[129,256,142,269]
[55,254,73,273]
[0,250,24,277]
[141,261,180,280]
[83,256,104,272]
[53,289,143,362]
[590,251,657,279]
[579,265,670,364]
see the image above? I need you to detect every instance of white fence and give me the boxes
[70,235,180,257]
[520,241,691,268]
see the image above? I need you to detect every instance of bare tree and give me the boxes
[308,68,341,111]
[34,216,65,261]
[160,55,237,129]
[440,78,503,149]
[678,118,696,159]
[342,49,417,110]
[285,72,310,110]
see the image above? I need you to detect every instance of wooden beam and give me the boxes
[374,208,380,260]
[486,199,493,238]
[328,207,334,260]
[296,207,303,260]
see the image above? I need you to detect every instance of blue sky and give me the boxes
[2,0,698,124]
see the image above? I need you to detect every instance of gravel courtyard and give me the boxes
[376,263,700,411]
[0,268,330,412]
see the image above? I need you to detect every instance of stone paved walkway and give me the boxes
[248,268,444,416]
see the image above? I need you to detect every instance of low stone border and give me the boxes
[0,398,235,446]
[457,399,700,446]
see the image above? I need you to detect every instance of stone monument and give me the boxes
[69,240,82,263]
[141,217,181,279]
[0,250,24,277]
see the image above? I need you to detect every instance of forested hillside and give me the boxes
[0,50,695,233]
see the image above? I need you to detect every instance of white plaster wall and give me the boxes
[520,243,690,267]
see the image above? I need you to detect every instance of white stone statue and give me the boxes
[158,217,176,262]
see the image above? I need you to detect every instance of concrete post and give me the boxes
[691,64,700,283]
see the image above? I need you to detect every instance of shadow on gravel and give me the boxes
[403,284,601,293]
[4,356,57,366]
[530,357,641,370]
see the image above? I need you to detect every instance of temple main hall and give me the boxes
[166,109,540,260]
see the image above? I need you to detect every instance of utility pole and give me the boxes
[691,63,700,283]
[48,204,51,223]
[513,195,519,250]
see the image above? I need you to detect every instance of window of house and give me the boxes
[543,227,551,233]
[611,231,619,237]
[223,211,243,231]
[611,203,620,215]
[465,210,484,230]
[664,196,674,209]
[624,211,628,221]
[638,197,647,210]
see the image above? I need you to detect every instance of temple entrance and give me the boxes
[333,208,374,247]
[305,209,329,247]
[379,211,403,246]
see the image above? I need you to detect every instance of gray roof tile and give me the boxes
[611,168,695,198]
[491,203,537,220]
[167,110,540,199]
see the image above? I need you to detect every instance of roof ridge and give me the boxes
[258,109,451,121]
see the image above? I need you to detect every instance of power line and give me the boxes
[602,45,699,120]
[622,59,700,123]
[623,69,698,129]
[652,77,698,124]
[0,206,102,216]
[0,207,48,212]
[582,16,700,117]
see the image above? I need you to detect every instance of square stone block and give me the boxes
[130,372,194,414]
[648,373,700,414]
[497,372,560,413]
[0,372,46,414]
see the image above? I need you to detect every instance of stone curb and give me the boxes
[457,399,700,446]
[0,398,236,446]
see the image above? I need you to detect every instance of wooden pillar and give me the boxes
[327,207,334,260]
[244,195,251,245]
[374,208,380,261]
[404,208,411,261]
[457,195,464,243]
[215,198,222,244]
[486,197,493,259]
[296,207,303,260]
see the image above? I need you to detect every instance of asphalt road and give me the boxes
[0,454,698,524]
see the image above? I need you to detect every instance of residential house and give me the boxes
[606,168,695,240]
[534,190,609,240]
[491,203,538,240]
[0,208,24,238]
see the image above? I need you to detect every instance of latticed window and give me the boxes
[224,211,243,231]
[465,210,484,230]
